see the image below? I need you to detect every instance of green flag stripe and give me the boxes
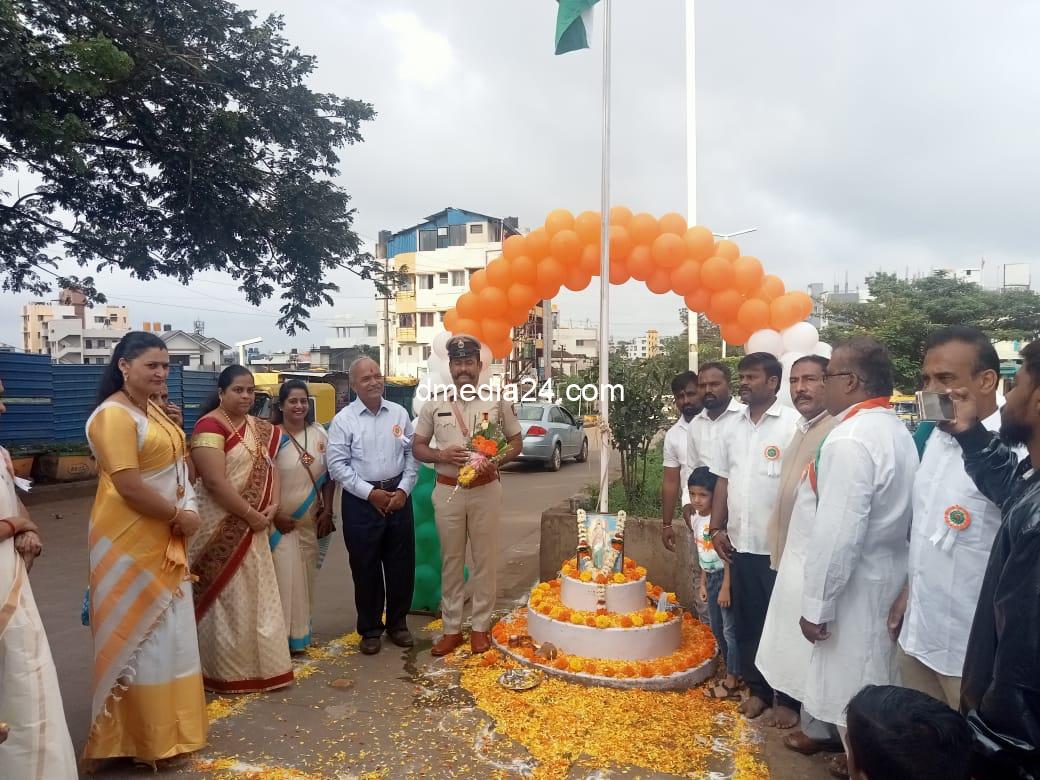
[555,0,599,55]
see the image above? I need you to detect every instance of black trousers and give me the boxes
[341,490,415,639]
[731,550,778,704]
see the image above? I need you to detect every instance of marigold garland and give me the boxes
[527,579,680,630]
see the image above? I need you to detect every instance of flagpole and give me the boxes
[685,0,699,372]
[597,0,612,513]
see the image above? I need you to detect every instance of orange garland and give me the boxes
[491,611,716,679]
[528,579,679,629]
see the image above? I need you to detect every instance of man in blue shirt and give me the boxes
[327,357,418,655]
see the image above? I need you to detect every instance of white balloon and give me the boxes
[813,341,833,359]
[777,351,806,408]
[746,328,784,357]
[781,322,819,355]
[431,330,451,359]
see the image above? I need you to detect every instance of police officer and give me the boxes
[413,335,522,655]
[327,356,419,655]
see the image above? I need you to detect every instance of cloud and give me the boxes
[379,11,456,86]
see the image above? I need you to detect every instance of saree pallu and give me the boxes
[270,425,329,652]
[188,415,293,693]
[0,454,77,780]
[84,402,207,762]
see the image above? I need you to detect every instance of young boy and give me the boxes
[689,467,741,699]
[845,685,972,780]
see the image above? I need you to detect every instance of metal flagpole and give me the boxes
[597,0,612,513]
[685,0,699,372]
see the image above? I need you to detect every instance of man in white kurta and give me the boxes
[891,327,1009,708]
[800,338,917,733]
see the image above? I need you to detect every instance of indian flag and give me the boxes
[555,0,600,55]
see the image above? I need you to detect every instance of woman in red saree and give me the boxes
[188,366,293,693]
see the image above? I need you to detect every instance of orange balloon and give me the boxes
[684,288,711,313]
[629,212,660,245]
[508,306,531,327]
[545,208,574,237]
[658,212,687,236]
[670,260,700,295]
[525,228,550,260]
[646,268,672,295]
[626,245,654,281]
[788,290,814,320]
[511,255,537,286]
[579,244,602,276]
[684,226,716,262]
[732,256,764,293]
[456,292,481,321]
[770,294,801,331]
[469,269,489,295]
[700,256,734,291]
[453,318,482,339]
[485,257,512,288]
[489,337,514,359]
[651,233,686,269]
[736,298,770,332]
[757,274,786,302]
[608,225,633,262]
[478,286,509,318]
[709,289,744,322]
[443,309,459,332]
[549,229,582,266]
[574,210,602,245]
[481,317,510,341]
[508,283,538,310]
[609,205,633,226]
[609,257,630,285]
[564,265,593,292]
[502,234,526,261]
[537,257,565,297]
[715,239,740,260]
[720,323,751,346]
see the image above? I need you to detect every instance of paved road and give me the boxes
[23,432,605,761]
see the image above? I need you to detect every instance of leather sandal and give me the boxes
[783,729,844,756]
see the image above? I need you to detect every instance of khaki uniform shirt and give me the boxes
[414,394,522,478]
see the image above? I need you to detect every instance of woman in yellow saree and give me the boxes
[271,381,335,652]
[83,332,207,767]
[0,377,77,779]
[189,366,293,693]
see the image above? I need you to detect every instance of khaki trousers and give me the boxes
[898,647,961,709]
[432,479,502,633]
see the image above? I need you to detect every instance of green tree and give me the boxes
[1,0,377,333]
[819,272,1040,390]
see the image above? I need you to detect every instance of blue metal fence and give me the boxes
[0,358,220,446]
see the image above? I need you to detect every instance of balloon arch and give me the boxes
[438,207,816,361]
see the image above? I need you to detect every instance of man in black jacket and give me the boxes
[948,340,1040,779]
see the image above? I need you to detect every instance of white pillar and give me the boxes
[685,0,699,373]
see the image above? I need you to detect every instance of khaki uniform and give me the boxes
[415,395,521,633]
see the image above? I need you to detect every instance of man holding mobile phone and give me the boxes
[888,327,1008,709]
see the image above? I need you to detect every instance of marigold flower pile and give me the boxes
[527,579,680,629]
[560,556,646,583]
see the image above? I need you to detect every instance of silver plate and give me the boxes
[498,667,543,691]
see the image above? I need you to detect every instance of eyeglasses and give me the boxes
[822,371,863,382]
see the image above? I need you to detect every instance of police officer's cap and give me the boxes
[447,334,482,359]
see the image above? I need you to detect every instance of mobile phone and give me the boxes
[916,390,955,422]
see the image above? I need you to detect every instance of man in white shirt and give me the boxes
[661,370,701,552]
[710,352,800,719]
[888,327,1006,708]
[800,338,917,752]
[686,362,745,477]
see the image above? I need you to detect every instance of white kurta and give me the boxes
[801,406,916,727]
[685,397,745,472]
[901,409,1012,676]
[756,468,818,702]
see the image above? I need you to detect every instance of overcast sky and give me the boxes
[4,0,1040,350]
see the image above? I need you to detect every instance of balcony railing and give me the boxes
[397,327,417,342]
